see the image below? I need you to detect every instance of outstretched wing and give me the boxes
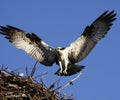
[0,25,56,66]
[67,10,116,63]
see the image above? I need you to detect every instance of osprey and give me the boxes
[0,10,116,76]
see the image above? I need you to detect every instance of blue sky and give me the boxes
[0,1,120,100]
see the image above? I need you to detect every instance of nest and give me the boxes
[0,66,74,100]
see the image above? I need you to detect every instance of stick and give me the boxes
[57,71,83,92]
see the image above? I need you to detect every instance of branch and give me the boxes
[57,71,83,92]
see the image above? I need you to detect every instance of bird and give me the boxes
[0,10,116,76]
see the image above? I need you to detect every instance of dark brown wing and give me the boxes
[0,25,56,66]
[66,10,116,63]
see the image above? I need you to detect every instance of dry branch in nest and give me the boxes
[0,65,75,100]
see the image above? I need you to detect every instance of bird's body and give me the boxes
[0,10,116,76]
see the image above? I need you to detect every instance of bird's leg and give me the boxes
[63,67,67,75]
[63,60,69,75]
[59,61,63,74]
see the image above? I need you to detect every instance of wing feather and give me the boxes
[0,25,56,66]
[67,10,116,63]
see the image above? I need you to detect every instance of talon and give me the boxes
[59,69,63,74]
[63,70,67,75]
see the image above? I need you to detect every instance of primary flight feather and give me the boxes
[0,10,116,76]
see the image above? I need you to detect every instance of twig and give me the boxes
[13,67,25,71]
[26,67,29,77]
[57,71,83,92]
[30,61,38,77]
